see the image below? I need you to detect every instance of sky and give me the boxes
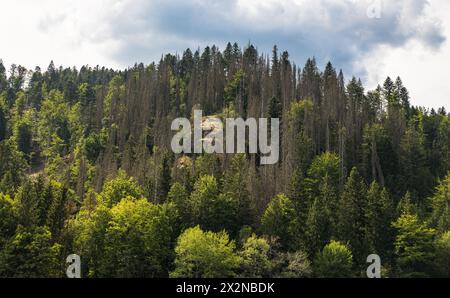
[0,0,448,109]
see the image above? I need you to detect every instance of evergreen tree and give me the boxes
[0,60,7,93]
[0,226,61,278]
[261,193,299,250]
[0,96,7,141]
[305,175,334,256]
[167,182,191,228]
[0,193,16,247]
[366,181,395,262]
[337,167,368,265]
[191,175,235,233]
[430,173,450,233]
[434,231,450,277]
[221,154,253,233]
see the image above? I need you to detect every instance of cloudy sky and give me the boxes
[1,0,448,109]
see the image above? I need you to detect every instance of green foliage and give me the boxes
[12,109,34,159]
[99,198,176,277]
[224,70,245,105]
[38,90,71,157]
[71,197,178,278]
[305,152,341,197]
[0,226,61,277]
[171,156,194,191]
[0,97,7,141]
[0,193,16,246]
[305,175,334,256]
[45,180,70,240]
[397,191,417,216]
[430,173,450,233]
[392,213,436,277]
[366,181,395,261]
[238,234,271,277]
[193,154,222,180]
[99,170,144,207]
[13,180,41,228]
[84,130,107,163]
[337,167,368,264]
[296,152,340,247]
[261,193,299,250]
[70,204,112,277]
[167,182,191,228]
[399,125,433,198]
[221,154,253,234]
[0,139,27,193]
[362,123,397,189]
[170,226,241,278]
[0,44,448,278]
[13,177,68,231]
[434,231,450,277]
[103,75,125,119]
[190,175,235,233]
[314,240,353,278]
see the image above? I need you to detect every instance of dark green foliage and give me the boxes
[221,154,253,234]
[337,167,368,265]
[84,131,106,163]
[366,182,395,262]
[434,231,450,277]
[430,174,450,233]
[167,182,191,228]
[0,98,7,141]
[305,175,335,256]
[0,226,61,278]
[190,175,236,233]
[0,193,16,246]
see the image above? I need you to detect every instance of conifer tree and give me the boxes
[305,175,334,256]
[337,167,368,265]
[222,154,253,233]
[261,193,299,250]
[366,181,395,262]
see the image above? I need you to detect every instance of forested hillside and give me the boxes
[0,42,449,278]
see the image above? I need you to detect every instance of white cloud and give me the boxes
[0,0,123,69]
[362,0,450,109]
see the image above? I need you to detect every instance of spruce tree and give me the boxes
[337,167,368,265]
[366,181,395,262]
[305,175,334,256]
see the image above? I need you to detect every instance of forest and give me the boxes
[0,42,449,278]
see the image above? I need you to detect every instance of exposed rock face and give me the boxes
[200,116,223,143]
